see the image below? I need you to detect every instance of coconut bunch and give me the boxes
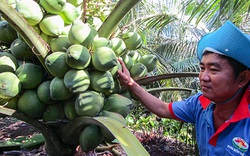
[0,0,158,152]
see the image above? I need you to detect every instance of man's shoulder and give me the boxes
[195,93,211,109]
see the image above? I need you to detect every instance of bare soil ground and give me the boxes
[0,117,195,156]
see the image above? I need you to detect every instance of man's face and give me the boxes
[199,53,241,103]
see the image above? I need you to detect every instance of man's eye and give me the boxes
[211,68,218,72]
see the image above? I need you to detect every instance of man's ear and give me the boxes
[238,70,250,88]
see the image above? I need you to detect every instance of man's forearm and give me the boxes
[127,81,173,119]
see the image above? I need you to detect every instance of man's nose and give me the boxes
[199,71,210,81]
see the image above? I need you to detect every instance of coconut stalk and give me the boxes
[136,72,199,85]
[98,0,142,38]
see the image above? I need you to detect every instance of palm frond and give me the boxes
[182,0,250,30]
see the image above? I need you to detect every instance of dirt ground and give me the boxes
[0,117,195,156]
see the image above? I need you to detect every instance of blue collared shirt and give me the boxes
[169,86,250,156]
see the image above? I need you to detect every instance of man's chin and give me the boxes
[202,93,214,101]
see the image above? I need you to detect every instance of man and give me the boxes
[117,21,250,155]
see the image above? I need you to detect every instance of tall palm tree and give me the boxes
[122,0,250,74]
[112,0,250,96]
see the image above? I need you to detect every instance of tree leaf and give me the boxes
[94,116,149,156]
[0,106,15,116]
[65,116,150,156]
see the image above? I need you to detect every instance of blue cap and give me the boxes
[197,20,250,68]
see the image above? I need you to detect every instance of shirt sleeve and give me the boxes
[169,92,203,124]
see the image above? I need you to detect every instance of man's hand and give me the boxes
[117,58,134,87]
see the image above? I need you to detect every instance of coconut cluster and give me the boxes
[0,0,158,152]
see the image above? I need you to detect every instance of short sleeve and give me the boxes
[169,93,203,124]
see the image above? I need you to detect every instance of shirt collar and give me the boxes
[204,86,250,146]
[230,86,250,122]
[199,85,250,121]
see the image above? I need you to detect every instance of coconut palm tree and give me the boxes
[132,0,250,74]
[117,0,250,94]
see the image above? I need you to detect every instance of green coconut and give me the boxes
[103,93,134,118]
[79,125,104,152]
[89,70,114,93]
[15,63,45,89]
[0,72,21,99]
[127,51,141,63]
[63,96,78,120]
[0,52,19,73]
[110,37,127,57]
[91,47,118,71]
[75,90,104,117]
[68,20,97,48]
[93,37,112,50]
[50,77,73,101]
[138,54,157,72]
[63,69,90,93]
[37,80,56,104]
[39,0,66,14]
[59,2,80,25]
[43,103,65,122]
[120,54,134,70]
[10,38,35,60]
[66,44,91,69]
[39,14,65,37]
[4,97,18,110]
[50,35,72,52]
[15,0,44,26]
[129,62,148,80]
[0,21,18,45]
[122,31,143,50]
[45,52,70,78]
[18,90,46,119]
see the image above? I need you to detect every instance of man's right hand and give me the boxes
[117,58,135,88]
